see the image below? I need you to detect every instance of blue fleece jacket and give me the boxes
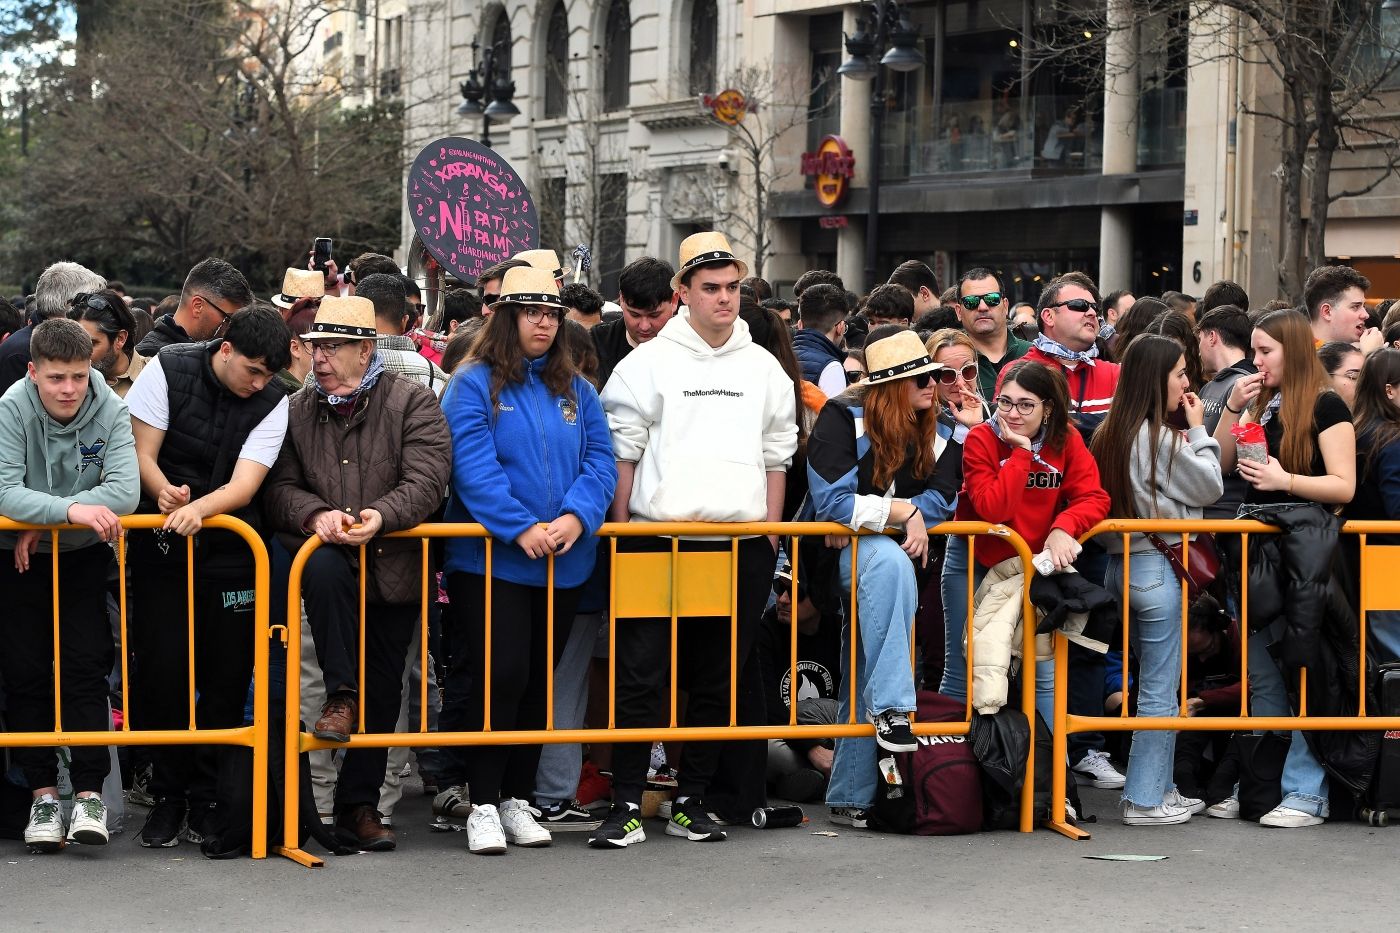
[442,352,617,588]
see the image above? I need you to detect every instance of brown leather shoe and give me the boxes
[313,694,357,743]
[336,805,396,852]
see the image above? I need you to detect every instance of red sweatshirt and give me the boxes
[954,422,1111,567]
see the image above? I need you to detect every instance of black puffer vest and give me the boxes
[142,342,283,572]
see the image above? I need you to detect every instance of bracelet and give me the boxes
[1288,473,1295,494]
[1225,401,1243,414]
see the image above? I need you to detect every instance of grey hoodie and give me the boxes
[0,368,140,552]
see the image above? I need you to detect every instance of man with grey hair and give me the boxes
[0,261,106,393]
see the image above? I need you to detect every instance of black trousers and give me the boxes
[610,537,777,805]
[127,530,257,804]
[445,572,580,806]
[300,546,416,813]
[0,544,114,793]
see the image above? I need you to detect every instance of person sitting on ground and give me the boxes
[0,318,139,853]
[806,329,961,828]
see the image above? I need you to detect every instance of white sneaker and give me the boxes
[1122,801,1192,826]
[24,795,65,852]
[1206,796,1241,820]
[466,804,507,854]
[1163,788,1206,815]
[1259,805,1324,828]
[1072,750,1127,789]
[498,798,552,848]
[67,795,109,846]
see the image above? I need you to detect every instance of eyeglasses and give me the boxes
[1047,299,1099,314]
[199,293,234,321]
[938,363,979,386]
[960,292,1003,311]
[310,341,351,357]
[524,307,564,325]
[844,369,865,385]
[994,396,1043,416]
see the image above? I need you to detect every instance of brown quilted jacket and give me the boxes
[264,370,451,605]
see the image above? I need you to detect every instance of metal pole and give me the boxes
[865,67,885,292]
[482,47,493,149]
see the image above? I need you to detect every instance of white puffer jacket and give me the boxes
[968,557,1054,714]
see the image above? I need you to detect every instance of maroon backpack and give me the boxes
[868,691,983,836]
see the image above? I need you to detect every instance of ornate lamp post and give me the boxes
[456,37,520,148]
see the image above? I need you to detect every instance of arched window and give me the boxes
[688,0,718,96]
[544,1,569,118]
[602,0,631,111]
[489,9,512,78]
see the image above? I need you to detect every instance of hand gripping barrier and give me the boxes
[0,515,273,858]
[1048,519,1400,841]
[274,520,1041,867]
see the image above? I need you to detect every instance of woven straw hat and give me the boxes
[863,330,944,385]
[301,295,377,341]
[492,266,566,311]
[670,232,749,291]
[271,268,325,310]
[514,249,565,280]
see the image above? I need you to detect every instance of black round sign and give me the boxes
[406,136,539,285]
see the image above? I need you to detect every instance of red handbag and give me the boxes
[1145,531,1221,601]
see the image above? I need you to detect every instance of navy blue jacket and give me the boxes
[443,352,617,588]
[792,329,844,387]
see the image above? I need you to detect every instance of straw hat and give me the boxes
[300,295,377,341]
[492,266,566,311]
[271,268,325,309]
[670,232,749,291]
[514,249,565,280]
[863,330,944,385]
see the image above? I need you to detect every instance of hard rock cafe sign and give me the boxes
[801,135,855,209]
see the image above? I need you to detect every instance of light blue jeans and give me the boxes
[827,534,919,810]
[1105,550,1182,807]
[940,535,1057,728]
[1247,620,1330,817]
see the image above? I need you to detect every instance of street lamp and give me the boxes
[456,37,519,148]
[838,0,925,292]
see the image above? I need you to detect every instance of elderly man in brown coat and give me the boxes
[264,295,450,852]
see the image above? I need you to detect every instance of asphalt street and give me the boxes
[3,777,1398,931]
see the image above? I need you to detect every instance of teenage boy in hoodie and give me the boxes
[592,232,798,849]
[0,318,140,852]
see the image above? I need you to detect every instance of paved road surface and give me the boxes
[3,781,1398,931]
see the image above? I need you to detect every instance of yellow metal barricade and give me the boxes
[0,515,273,858]
[1048,518,1400,841]
[275,521,1041,868]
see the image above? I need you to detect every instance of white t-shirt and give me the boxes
[126,354,289,468]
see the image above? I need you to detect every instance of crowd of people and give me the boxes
[1,236,1396,858]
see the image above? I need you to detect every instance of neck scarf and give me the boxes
[1033,332,1098,366]
[317,350,385,408]
[988,416,1059,474]
[1258,393,1283,428]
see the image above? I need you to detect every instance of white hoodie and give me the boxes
[601,308,798,522]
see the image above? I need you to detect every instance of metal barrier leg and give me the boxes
[1047,633,1090,840]
[275,539,324,868]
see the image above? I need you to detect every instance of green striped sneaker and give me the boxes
[588,804,646,849]
[665,798,727,842]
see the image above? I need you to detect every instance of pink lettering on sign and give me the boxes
[406,136,538,284]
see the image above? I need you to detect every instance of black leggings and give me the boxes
[446,572,580,806]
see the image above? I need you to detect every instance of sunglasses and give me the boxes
[772,577,807,600]
[482,293,500,304]
[911,372,935,389]
[959,292,1003,310]
[1048,298,1099,314]
[844,369,865,385]
[937,363,979,385]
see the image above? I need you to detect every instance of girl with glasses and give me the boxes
[440,267,617,854]
[941,360,1109,720]
[1090,335,1223,826]
[805,330,962,827]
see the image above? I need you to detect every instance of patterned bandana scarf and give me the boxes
[1257,393,1283,428]
[1033,333,1099,366]
[317,349,386,408]
[989,415,1059,474]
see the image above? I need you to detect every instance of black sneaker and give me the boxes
[665,798,727,841]
[183,801,218,844]
[140,797,188,848]
[829,806,868,828]
[588,804,646,850]
[537,799,602,832]
[872,711,918,753]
